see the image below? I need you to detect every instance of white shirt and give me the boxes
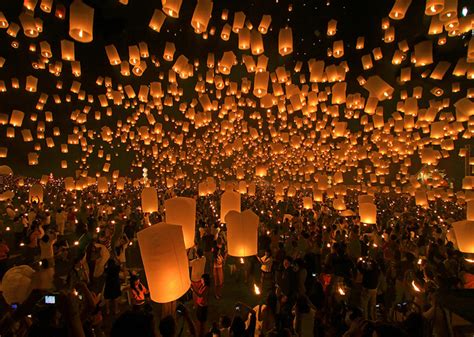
[260,255,273,272]
[189,256,206,282]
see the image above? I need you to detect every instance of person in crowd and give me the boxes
[358,257,380,320]
[256,248,273,293]
[191,273,211,337]
[104,256,122,315]
[129,273,148,309]
[190,248,207,305]
[212,238,227,300]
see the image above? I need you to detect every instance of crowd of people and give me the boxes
[0,174,473,337]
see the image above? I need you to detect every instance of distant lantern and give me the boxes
[450,220,474,253]
[258,15,272,34]
[165,197,196,249]
[29,183,43,203]
[162,0,183,18]
[313,190,323,202]
[414,41,433,67]
[69,0,94,43]
[238,181,247,194]
[116,177,126,190]
[220,191,241,223]
[141,187,158,213]
[225,210,258,257]
[359,203,377,224]
[253,71,269,98]
[327,19,337,36]
[358,195,374,205]
[278,27,293,56]
[64,177,75,191]
[137,223,190,303]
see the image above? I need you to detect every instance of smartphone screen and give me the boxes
[44,295,56,304]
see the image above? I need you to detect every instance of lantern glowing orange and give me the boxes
[137,223,190,303]
[69,0,94,43]
[164,197,196,249]
[359,203,377,224]
[225,209,258,257]
[220,191,241,223]
[141,187,158,213]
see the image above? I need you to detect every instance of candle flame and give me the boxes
[412,280,421,292]
[254,283,261,295]
[337,286,346,296]
[240,257,244,264]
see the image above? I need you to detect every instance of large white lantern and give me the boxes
[137,223,190,303]
[69,0,94,43]
[467,200,474,221]
[220,191,241,223]
[165,197,196,249]
[29,183,44,203]
[141,187,158,213]
[450,220,474,253]
[359,203,377,224]
[225,210,258,257]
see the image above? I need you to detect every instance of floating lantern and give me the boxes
[165,197,196,249]
[69,0,94,43]
[220,191,241,223]
[359,203,377,224]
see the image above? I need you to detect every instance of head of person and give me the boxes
[219,315,231,329]
[158,315,176,337]
[264,248,271,258]
[41,234,50,243]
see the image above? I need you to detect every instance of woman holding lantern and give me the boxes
[212,238,227,300]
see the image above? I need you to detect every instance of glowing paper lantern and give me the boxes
[97,176,108,193]
[359,203,377,224]
[29,183,43,203]
[389,0,412,20]
[303,196,313,209]
[149,9,166,32]
[467,200,474,221]
[69,0,94,43]
[220,191,241,223]
[450,220,474,253]
[165,197,196,249]
[162,0,182,18]
[141,187,158,213]
[137,223,190,303]
[278,27,293,56]
[1,265,35,305]
[225,210,258,257]
[191,0,213,33]
[333,197,346,211]
[425,0,444,15]
[415,190,429,208]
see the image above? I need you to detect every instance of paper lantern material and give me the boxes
[165,197,196,249]
[220,191,241,222]
[69,0,94,43]
[225,210,258,257]
[141,187,158,213]
[29,183,43,203]
[303,196,312,209]
[359,203,377,224]
[467,200,474,221]
[451,220,474,253]
[1,265,35,305]
[137,223,190,303]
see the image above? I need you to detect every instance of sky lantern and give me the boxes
[191,0,213,34]
[225,210,258,257]
[389,0,412,20]
[69,0,94,43]
[220,190,241,223]
[29,183,43,203]
[97,176,108,193]
[303,196,313,209]
[450,220,474,253]
[141,186,158,212]
[137,223,190,303]
[278,27,293,56]
[466,200,474,221]
[258,15,272,34]
[165,197,196,249]
[359,202,377,224]
[149,9,166,32]
[162,0,183,18]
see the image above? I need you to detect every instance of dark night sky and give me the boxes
[0,0,472,188]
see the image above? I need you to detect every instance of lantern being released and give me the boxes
[450,220,474,253]
[359,203,377,224]
[137,223,190,303]
[225,209,258,257]
[165,197,196,249]
[220,191,241,223]
[29,183,43,203]
[141,187,158,213]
